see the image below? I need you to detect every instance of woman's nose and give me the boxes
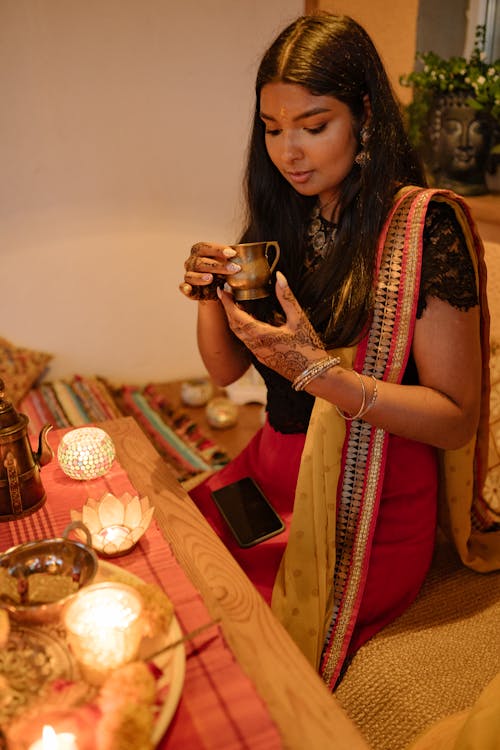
[281,132,303,162]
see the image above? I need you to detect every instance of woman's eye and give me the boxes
[305,123,327,134]
[264,128,281,136]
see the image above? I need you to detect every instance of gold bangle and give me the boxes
[292,356,341,392]
[335,370,366,421]
[361,376,378,417]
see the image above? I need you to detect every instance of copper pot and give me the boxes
[0,379,53,520]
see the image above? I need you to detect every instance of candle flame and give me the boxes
[36,724,77,750]
[42,724,57,750]
[42,726,57,749]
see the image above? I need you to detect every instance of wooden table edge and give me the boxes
[102,417,370,750]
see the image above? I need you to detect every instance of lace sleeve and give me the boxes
[417,201,479,318]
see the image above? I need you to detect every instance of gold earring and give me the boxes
[355,126,370,166]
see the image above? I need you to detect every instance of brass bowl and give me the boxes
[0,523,98,624]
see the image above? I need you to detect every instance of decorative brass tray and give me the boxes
[0,562,186,746]
[0,620,82,726]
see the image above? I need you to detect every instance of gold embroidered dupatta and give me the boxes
[271,187,497,690]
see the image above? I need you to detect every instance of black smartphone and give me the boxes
[210,477,285,548]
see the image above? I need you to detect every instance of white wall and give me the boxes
[0,0,303,383]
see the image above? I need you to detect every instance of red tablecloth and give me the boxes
[0,428,283,749]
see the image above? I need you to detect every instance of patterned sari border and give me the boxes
[320,188,431,686]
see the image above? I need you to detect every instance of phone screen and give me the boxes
[210,477,285,548]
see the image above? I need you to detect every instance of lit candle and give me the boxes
[99,524,130,546]
[29,725,77,750]
[63,582,143,685]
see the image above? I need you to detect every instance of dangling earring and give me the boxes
[355,126,370,166]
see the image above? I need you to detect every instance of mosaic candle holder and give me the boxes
[57,427,116,480]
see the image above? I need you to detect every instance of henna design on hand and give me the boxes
[253,318,321,350]
[297,317,324,349]
[221,276,328,381]
[231,305,323,351]
[262,351,310,379]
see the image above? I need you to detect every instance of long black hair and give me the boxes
[240,13,426,347]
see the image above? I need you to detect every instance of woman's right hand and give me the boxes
[179,242,241,301]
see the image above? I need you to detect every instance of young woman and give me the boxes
[179,13,497,689]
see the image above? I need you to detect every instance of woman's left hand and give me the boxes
[217,271,327,382]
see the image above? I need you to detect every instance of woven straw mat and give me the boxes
[335,530,500,750]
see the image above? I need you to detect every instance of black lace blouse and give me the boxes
[251,200,479,434]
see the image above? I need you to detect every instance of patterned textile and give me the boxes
[272,187,496,691]
[485,339,500,520]
[19,376,229,484]
[0,336,52,406]
[111,383,230,480]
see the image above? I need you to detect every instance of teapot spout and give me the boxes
[35,424,54,467]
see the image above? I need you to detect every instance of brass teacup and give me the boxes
[227,241,280,300]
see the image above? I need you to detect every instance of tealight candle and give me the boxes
[29,725,77,750]
[205,397,238,428]
[63,582,143,685]
[181,377,213,406]
[99,524,130,546]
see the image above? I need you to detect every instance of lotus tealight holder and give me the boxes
[58,427,116,480]
[70,492,154,557]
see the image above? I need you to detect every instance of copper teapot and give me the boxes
[0,379,53,520]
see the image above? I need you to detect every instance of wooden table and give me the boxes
[102,417,369,750]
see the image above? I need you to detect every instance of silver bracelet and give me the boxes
[361,376,378,417]
[335,372,379,421]
[335,370,366,421]
[292,356,341,392]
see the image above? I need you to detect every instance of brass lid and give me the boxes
[0,378,20,429]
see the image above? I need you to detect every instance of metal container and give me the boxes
[0,523,98,624]
[0,378,53,520]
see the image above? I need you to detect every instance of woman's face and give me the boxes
[259,82,358,208]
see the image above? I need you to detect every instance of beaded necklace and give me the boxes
[305,202,338,269]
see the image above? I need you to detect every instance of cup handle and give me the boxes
[265,241,280,274]
[63,520,93,547]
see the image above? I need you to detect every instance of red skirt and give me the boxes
[190,419,437,656]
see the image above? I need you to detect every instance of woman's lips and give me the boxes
[285,170,313,184]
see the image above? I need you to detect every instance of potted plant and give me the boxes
[400,25,500,195]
